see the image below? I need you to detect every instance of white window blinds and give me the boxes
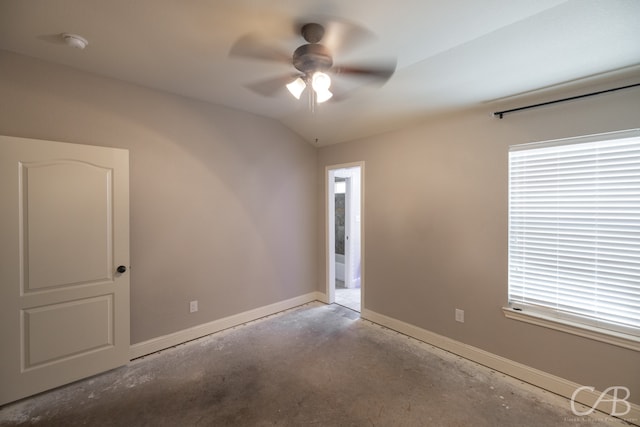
[508,129,640,338]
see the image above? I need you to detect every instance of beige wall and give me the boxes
[0,50,317,344]
[318,82,640,403]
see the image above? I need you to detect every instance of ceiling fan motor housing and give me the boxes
[292,44,333,74]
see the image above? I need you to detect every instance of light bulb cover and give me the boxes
[312,72,331,92]
[316,89,333,103]
[286,77,306,99]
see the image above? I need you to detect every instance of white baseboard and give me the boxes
[129,292,321,360]
[361,308,640,424]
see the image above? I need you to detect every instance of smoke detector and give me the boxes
[62,33,88,49]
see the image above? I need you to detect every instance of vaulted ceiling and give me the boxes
[1,0,639,145]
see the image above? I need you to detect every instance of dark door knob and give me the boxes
[116,265,127,274]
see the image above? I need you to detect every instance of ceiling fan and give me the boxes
[230,20,396,109]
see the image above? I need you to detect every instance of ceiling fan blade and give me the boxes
[324,81,349,103]
[229,34,291,63]
[294,16,375,56]
[245,74,302,97]
[332,60,397,82]
[322,19,376,56]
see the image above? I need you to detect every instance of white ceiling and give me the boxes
[1,0,639,145]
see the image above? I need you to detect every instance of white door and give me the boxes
[0,135,130,405]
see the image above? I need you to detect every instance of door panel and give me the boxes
[0,135,129,405]
[23,295,113,369]
[22,161,113,291]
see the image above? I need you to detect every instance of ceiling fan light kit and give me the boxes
[286,71,333,103]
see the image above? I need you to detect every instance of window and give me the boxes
[507,129,640,348]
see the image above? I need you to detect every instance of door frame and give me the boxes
[344,175,352,289]
[325,161,364,309]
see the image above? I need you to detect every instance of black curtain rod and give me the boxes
[493,82,640,119]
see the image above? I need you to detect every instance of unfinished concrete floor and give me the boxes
[0,303,630,426]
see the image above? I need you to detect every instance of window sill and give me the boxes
[502,307,640,352]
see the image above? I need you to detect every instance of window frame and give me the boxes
[504,129,640,351]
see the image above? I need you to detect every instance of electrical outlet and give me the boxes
[455,309,464,323]
[189,300,198,313]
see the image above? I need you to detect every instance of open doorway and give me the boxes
[326,163,363,312]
